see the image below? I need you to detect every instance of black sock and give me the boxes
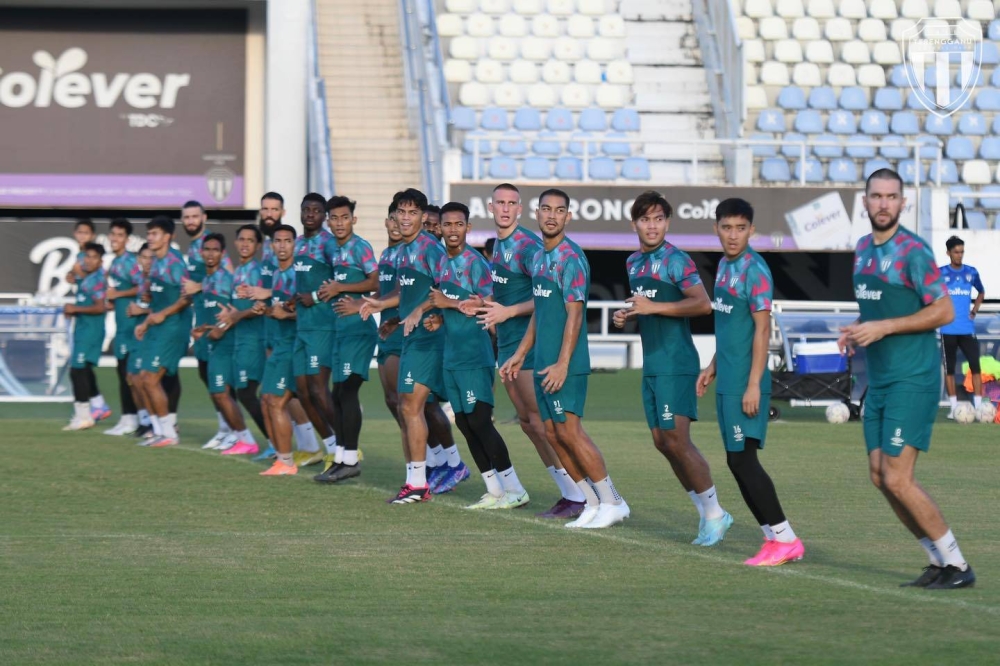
[163,373,181,414]
[197,360,209,388]
[333,374,364,451]
[70,366,90,402]
[726,441,786,527]
[117,356,137,415]
[237,381,267,436]
[467,402,512,471]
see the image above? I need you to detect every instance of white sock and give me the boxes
[168,413,177,428]
[334,445,345,464]
[161,418,177,439]
[217,411,231,434]
[557,468,586,502]
[761,524,775,540]
[322,435,337,455]
[933,530,968,570]
[150,415,163,436]
[74,402,89,422]
[482,470,504,497]
[771,520,796,543]
[696,486,725,520]
[277,451,294,466]
[918,537,943,566]
[343,449,359,466]
[89,394,108,410]
[405,463,413,486]
[688,490,705,519]
[411,461,427,487]
[593,476,624,506]
[974,396,983,410]
[138,409,151,426]
[122,414,138,427]
[949,395,958,410]
[294,423,320,452]
[577,478,600,508]
[444,445,462,468]
[238,429,256,444]
[499,466,525,494]
[430,444,445,466]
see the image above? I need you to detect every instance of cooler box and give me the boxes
[792,341,847,375]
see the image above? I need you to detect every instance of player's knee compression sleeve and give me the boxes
[334,374,364,450]
[237,381,267,435]
[162,373,181,413]
[467,402,512,472]
[117,357,137,415]
[454,411,491,474]
[70,367,90,402]
[726,443,786,527]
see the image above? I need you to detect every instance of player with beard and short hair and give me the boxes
[477,183,587,518]
[103,218,144,436]
[839,169,974,589]
[63,243,108,431]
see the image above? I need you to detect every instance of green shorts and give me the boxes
[293,330,333,377]
[130,339,145,373]
[193,335,209,363]
[113,331,134,360]
[715,393,770,452]
[71,337,102,369]
[377,330,403,364]
[444,367,495,414]
[140,326,187,376]
[332,335,377,383]
[863,391,937,457]
[642,374,698,431]
[234,340,265,388]
[207,342,236,394]
[534,373,588,423]
[498,341,534,371]
[261,348,295,397]
[398,345,445,398]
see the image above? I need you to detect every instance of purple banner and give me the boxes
[0,174,244,207]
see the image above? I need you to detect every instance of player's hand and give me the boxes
[191,327,205,340]
[65,271,76,285]
[271,304,290,320]
[612,308,629,329]
[237,285,271,300]
[318,280,341,301]
[423,313,443,332]
[476,301,511,329]
[127,302,146,317]
[333,297,361,316]
[297,292,316,308]
[106,287,120,301]
[181,278,202,296]
[742,384,761,418]
[696,366,716,398]
[360,295,384,320]
[840,321,888,348]
[63,304,75,316]
[538,361,568,394]
[428,287,451,309]
[499,354,524,383]
[251,301,267,315]
[970,310,978,319]
[146,311,165,326]
[134,323,147,341]
[215,303,238,327]
[208,325,225,340]
[626,294,656,316]
[458,296,485,316]
[836,330,855,357]
[378,320,398,340]
[402,310,424,336]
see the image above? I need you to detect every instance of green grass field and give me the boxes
[2,368,998,664]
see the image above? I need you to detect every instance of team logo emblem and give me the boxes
[404,372,414,386]
[902,18,982,117]
[732,425,744,443]
[880,258,892,273]
[730,276,738,288]
[503,251,513,263]
[205,166,235,203]
[466,390,476,405]
[661,404,673,421]
[651,261,661,273]
[890,427,905,447]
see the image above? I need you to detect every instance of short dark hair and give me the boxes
[272,224,297,240]
[203,232,226,250]
[182,200,205,212]
[327,195,356,214]
[946,235,965,251]
[440,202,470,222]
[75,218,95,233]
[425,204,441,216]
[83,241,105,257]
[865,168,904,194]
[715,198,754,224]
[388,200,398,216]
[393,188,429,211]
[147,216,175,235]
[261,191,284,205]
[493,182,520,196]
[630,191,673,221]
[139,242,149,253]
[301,192,327,207]
[538,188,570,208]
[109,217,133,236]
[237,224,263,243]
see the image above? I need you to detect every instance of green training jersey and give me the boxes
[712,248,772,395]
[231,258,265,346]
[107,251,142,339]
[397,231,447,350]
[293,229,337,332]
[330,234,378,337]
[74,268,107,347]
[269,263,298,350]
[436,246,495,370]
[149,248,189,333]
[530,238,590,376]
[490,225,541,350]
[202,267,235,351]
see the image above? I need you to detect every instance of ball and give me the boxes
[978,402,997,424]
[954,403,976,424]
[825,402,850,424]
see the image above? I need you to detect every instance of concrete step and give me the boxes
[649,160,725,184]
[620,0,693,21]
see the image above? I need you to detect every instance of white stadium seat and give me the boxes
[838,0,867,19]
[466,14,496,38]
[498,13,527,36]
[824,18,853,42]
[437,14,464,37]
[586,37,620,61]
[759,17,789,40]
[554,37,585,61]
[450,36,481,60]
[475,59,505,83]
[806,40,834,63]
[595,83,626,108]
[561,82,592,107]
[963,160,992,185]
[745,62,759,85]
[598,15,627,38]
[480,0,511,13]
[532,14,560,37]
[577,0,606,15]
[567,16,596,38]
[542,59,572,83]
[775,0,805,18]
[901,0,929,19]
[493,82,524,107]
[828,63,857,86]
[857,19,887,42]
[489,37,519,60]
[459,81,490,106]
[744,39,766,63]
[760,61,790,85]
[858,64,887,87]
[873,41,902,65]
[447,0,476,12]
[774,39,804,63]
[869,0,898,20]
[746,85,769,109]
[737,16,757,39]
[744,0,774,19]
[806,0,835,18]
[933,0,961,18]
[509,59,539,83]
[513,0,543,12]
[842,41,871,65]
[968,0,994,21]
[547,0,575,16]
[890,19,916,41]
[606,59,634,84]
[792,17,820,41]
[574,59,602,83]
[444,59,472,82]
[527,82,557,107]
[792,62,822,86]
[520,37,553,61]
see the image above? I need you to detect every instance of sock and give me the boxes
[217,411,231,434]
[761,524,775,540]
[238,429,256,444]
[74,402,89,422]
[499,466,525,494]
[294,423,320,452]
[138,409,151,426]
[593,476,624,506]
[150,415,163,436]
[688,490,705,519]
[933,530,968,570]
[334,445,345,464]
[161,418,177,439]
[482,470,503,497]
[949,395,958,410]
[974,395,983,410]
[322,435,337,455]
[277,452,294,466]
[342,449,359,466]
[557,468,586,502]
[577,478,600,508]
[444,444,462,468]
[168,413,177,429]
[89,395,108,410]
[411,461,427,487]
[918,537,943,566]
[405,463,413,486]
[696,486,725,521]
[430,444,445,466]
[771,520,796,543]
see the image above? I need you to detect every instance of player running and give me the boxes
[63,242,108,431]
[839,169,974,589]
[939,235,987,419]
[500,189,628,528]
[103,218,144,436]
[613,191,733,546]
[696,198,803,566]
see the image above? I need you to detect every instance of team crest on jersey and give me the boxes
[651,261,661,273]
[966,274,972,282]
[503,251,513,263]
[880,258,892,273]
[730,276,739,288]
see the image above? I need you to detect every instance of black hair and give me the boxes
[237,224,263,243]
[139,242,150,253]
[425,204,441,216]
[261,191,284,205]
[75,218,95,233]
[630,190,673,221]
[538,188,570,208]
[182,200,205,213]
[272,224,297,240]
[946,235,965,251]
[147,216,176,235]
[388,200,398,216]
[327,195,357,214]
[493,182,520,196]
[109,217,133,236]
[301,192,327,207]
[203,232,226,250]
[83,241,105,257]
[865,168,904,195]
[393,188,429,211]
[715,198,755,224]
[440,201,470,222]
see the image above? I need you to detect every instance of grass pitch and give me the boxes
[2,369,999,664]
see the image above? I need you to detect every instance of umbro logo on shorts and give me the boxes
[732,425,744,442]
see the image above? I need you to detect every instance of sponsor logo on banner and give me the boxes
[902,18,982,117]
[784,192,852,251]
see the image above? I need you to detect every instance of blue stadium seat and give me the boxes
[922,66,943,88]
[959,112,988,135]
[521,156,552,179]
[794,110,824,134]
[846,135,876,158]
[976,42,1000,66]
[914,135,941,159]
[756,109,786,132]
[929,159,959,185]
[480,106,509,131]
[453,106,477,131]
[925,114,953,135]
[461,154,487,179]
[828,110,857,134]
[989,20,1000,41]
[498,132,528,155]
[808,86,837,110]
[554,156,583,180]
[588,157,617,181]
[567,131,594,156]
[873,88,904,111]
[780,132,808,158]
[963,210,989,230]
[489,156,518,179]
[463,130,492,155]
[760,158,791,182]
[889,65,908,88]
[532,130,561,155]
[955,68,985,87]
[979,185,1000,209]
[993,115,1000,134]
[602,132,631,156]
[611,108,640,131]
[992,68,1000,88]
[946,136,976,160]
[578,107,607,132]
[949,184,974,208]
[906,90,931,110]
[513,107,542,131]
[839,87,868,111]
[812,133,843,158]
[777,86,807,110]
[863,159,892,179]
[890,111,920,135]
[750,132,777,157]
[793,159,824,183]
[980,136,1000,159]
[898,159,926,184]
[975,88,1000,111]
[621,157,651,180]
[546,107,574,131]
[860,111,889,135]
[880,135,909,159]
[828,158,858,182]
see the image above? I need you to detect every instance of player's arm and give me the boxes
[476,298,532,325]
[625,283,712,319]
[106,285,139,301]
[360,286,400,319]
[402,296,435,335]
[742,310,770,417]
[696,354,716,397]
[325,270,379,299]
[972,272,985,318]
[842,297,953,347]
[67,299,107,316]
[146,294,191,326]
[499,312,536,382]
[429,287,460,311]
